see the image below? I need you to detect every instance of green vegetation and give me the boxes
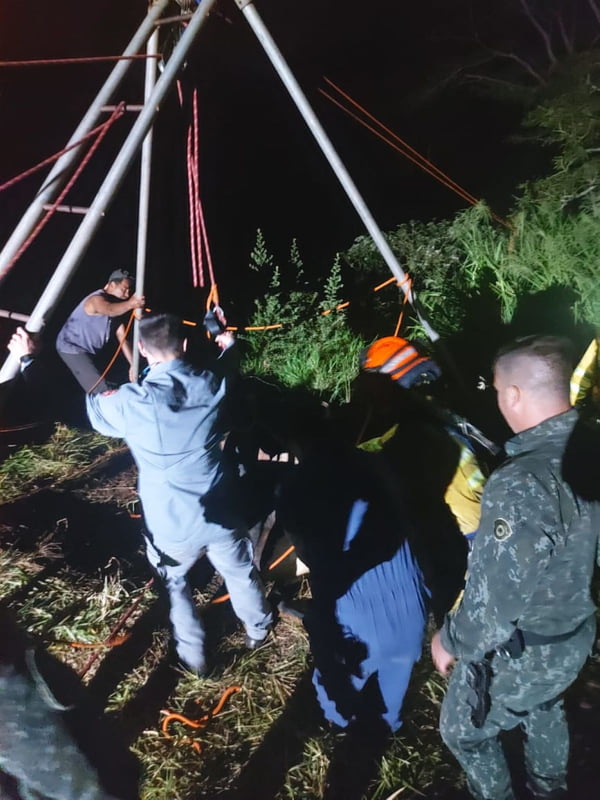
[0,423,121,503]
[452,54,600,326]
[344,52,600,340]
[344,218,470,340]
[241,233,366,403]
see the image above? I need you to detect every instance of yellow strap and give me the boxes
[570,338,599,406]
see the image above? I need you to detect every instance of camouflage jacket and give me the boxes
[440,409,600,662]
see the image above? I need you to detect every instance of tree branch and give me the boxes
[519,0,558,66]
[561,182,600,208]
[586,0,600,26]
[488,46,548,85]
[462,73,536,92]
[555,9,574,54]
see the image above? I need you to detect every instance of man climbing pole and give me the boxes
[55,269,144,394]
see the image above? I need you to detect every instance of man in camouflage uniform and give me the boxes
[431,335,600,800]
[0,611,137,799]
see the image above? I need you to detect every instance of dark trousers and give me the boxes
[58,351,109,394]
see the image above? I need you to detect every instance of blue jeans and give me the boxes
[146,527,272,673]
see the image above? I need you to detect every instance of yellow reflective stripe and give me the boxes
[570,338,599,406]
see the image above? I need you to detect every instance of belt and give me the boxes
[520,618,588,646]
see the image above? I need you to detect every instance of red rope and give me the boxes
[182,85,217,292]
[190,88,204,287]
[0,120,127,195]
[0,103,126,283]
[180,82,203,289]
[78,577,154,679]
[192,90,216,289]
[0,55,161,68]
[186,123,202,287]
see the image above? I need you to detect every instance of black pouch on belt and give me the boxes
[466,658,493,728]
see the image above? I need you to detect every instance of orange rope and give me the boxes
[0,421,43,434]
[373,276,397,292]
[161,686,241,754]
[205,283,220,311]
[68,634,131,649]
[320,78,512,230]
[142,271,406,336]
[393,276,411,336]
[210,593,231,605]
[208,544,296,607]
[225,275,408,332]
[86,310,135,395]
[323,77,480,204]
[267,544,295,571]
[320,88,479,209]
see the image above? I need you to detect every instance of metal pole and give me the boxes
[0,0,219,384]
[0,0,171,286]
[0,310,29,323]
[234,0,438,342]
[132,27,159,378]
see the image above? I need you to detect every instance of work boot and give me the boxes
[244,627,272,651]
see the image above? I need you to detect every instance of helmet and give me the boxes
[360,336,441,388]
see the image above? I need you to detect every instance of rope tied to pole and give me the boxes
[0,102,127,282]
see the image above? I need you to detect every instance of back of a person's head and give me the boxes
[494,334,574,399]
[139,312,184,355]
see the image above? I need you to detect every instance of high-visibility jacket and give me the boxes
[570,338,600,407]
[358,423,487,536]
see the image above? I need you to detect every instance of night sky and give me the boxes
[0,0,557,330]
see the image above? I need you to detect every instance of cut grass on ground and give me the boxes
[1,429,599,799]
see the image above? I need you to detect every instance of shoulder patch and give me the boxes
[493,518,512,542]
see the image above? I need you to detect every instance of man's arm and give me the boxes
[212,332,239,384]
[7,326,38,375]
[438,470,555,662]
[86,389,127,438]
[115,323,134,367]
[431,630,456,676]
[84,293,144,318]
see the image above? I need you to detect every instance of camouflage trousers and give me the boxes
[440,618,595,800]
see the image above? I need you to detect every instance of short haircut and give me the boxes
[139,312,184,354]
[493,335,574,396]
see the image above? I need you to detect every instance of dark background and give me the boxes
[0,0,545,328]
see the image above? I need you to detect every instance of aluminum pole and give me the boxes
[132,27,159,378]
[0,0,219,384]
[235,0,438,342]
[0,0,170,286]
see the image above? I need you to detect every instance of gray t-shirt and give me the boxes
[56,291,123,355]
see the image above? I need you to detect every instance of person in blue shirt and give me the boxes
[86,311,272,675]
